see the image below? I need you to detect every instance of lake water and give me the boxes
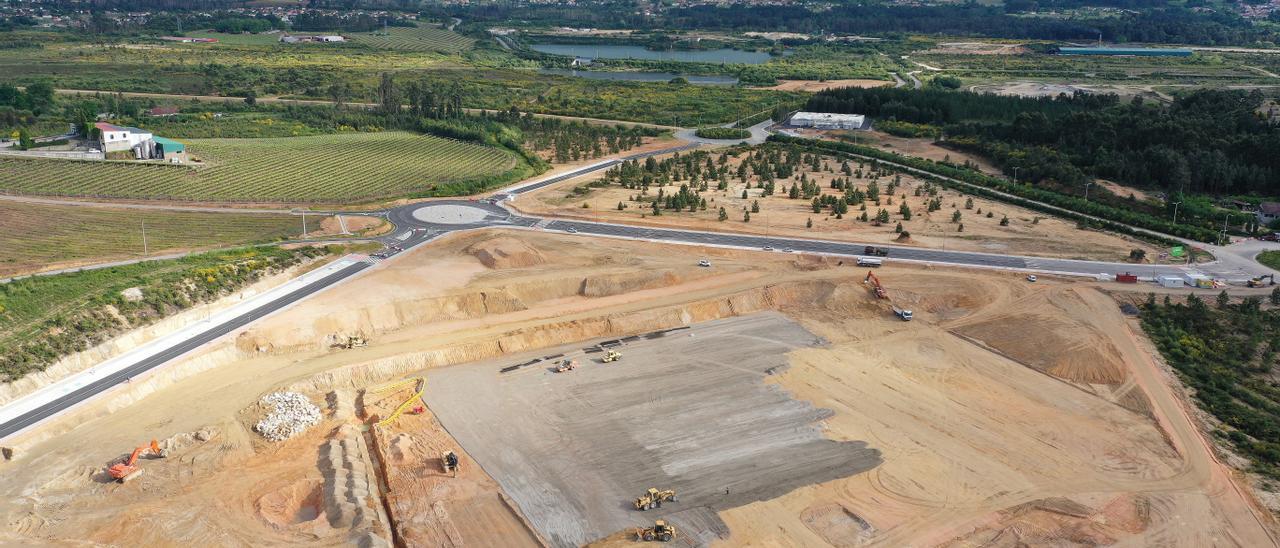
[539,68,739,85]
[530,44,779,64]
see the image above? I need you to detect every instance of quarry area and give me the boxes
[0,229,1276,547]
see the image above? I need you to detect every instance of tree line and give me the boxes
[1142,292,1280,479]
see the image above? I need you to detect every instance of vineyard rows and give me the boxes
[352,25,475,53]
[0,132,517,203]
[0,201,312,277]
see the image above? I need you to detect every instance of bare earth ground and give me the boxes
[1096,178,1159,203]
[0,229,1273,546]
[756,79,893,92]
[924,42,1030,55]
[512,147,1168,262]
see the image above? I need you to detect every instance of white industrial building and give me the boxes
[789,112,866,130]
[95,122,152,153]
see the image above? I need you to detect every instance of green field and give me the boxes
[0,131,520,203]
[0,201,320,277]
[351,25,475,53]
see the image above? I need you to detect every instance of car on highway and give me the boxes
[762,246,774,251]
[566,227,578,233]
[698,259,712,267]
[782,248,794,253]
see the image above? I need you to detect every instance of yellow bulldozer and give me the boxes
[602,350,622,363]
[636,520,677,542]
[634,488,677,511]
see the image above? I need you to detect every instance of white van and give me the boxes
[856,257,883,267]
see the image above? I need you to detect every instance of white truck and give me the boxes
[892,306,913,321]
[857,257,883,267]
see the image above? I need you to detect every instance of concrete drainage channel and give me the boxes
[424,312,883,547]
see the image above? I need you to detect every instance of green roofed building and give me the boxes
[151,136,187,163]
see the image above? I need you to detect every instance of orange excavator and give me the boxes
[108,440,163,483]
[864,271,888,299]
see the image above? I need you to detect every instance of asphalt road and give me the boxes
[0,260,371,441]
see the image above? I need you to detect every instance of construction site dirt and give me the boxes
[0,230,1275,547]
[424,312,882,547]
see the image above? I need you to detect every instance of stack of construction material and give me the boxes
[255,392,322,441]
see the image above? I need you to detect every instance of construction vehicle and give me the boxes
[892,306,913,321]
[555,359,578,373]
[634,488,678,511]
[864,246,890,257]
[441,451,459,476]
[332,335,368,349]
[637,520,677,542]
[602,350,622,363]
[1249,274,1276,288]
[108,440,164,483]
[864,271,888,299]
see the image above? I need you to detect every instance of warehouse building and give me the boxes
[95,122,152,153]
[789,112,867,130]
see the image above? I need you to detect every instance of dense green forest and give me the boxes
[807,86,1280,202]
[430,1,1280,46]
[1142,293,1280,479]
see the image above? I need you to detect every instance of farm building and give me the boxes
[95,122,152,153]
[280,34,345,43]
[1255,202,1280,225]
[93,122,185,162]
[1058,47,1192,57]
[790,112,867,130]
[147,106,180,117]
[150,137,187,163]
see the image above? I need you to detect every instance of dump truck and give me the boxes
[864,246,889,257]
[634,488,677,511]
[637,520,677,542]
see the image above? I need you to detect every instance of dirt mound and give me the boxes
[257,479,325,530]
[801,503,875,547]
[894,233,916,243]
[951,288,1127,384]
[465,237,546,269]
[579,270,681,297]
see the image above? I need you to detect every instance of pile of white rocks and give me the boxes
[254,392,322,442]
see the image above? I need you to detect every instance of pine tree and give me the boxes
[651,201,661,216]
[965,197,974,209]
[952,210,962,223]
[617,201,625,210]
[743,211,751,222]
[806,217,813,228]
[751,200,760,213]
[741,189,748,199]
[718,207,728,221]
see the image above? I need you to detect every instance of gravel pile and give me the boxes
[255,392,322,441]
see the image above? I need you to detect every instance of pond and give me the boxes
[539,68,739,85]
[530,43,780,64]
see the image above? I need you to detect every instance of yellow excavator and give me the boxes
[634,488,677,511]
[602,350,622,363]
[1248,274,1275,288]
[637,520,677,542]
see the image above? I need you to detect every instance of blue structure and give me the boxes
[1058,47,1193,57]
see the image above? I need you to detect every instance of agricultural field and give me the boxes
[911,51,1272,88]
[349,25,475,53]
[0,132,522,203]
[0,201,339,278]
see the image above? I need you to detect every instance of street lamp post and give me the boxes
[1083,182,1094,202]
[1171,201,1182,224]
[1012,166,1019,184]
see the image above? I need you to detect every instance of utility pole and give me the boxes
[1171,201,1182,224]
[141,220,148,256]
